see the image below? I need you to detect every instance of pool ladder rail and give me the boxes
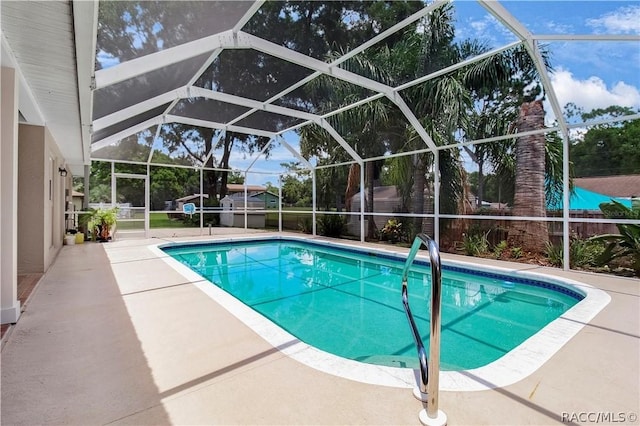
[401,234,447,426]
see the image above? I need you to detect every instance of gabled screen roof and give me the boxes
[90,0,640,173]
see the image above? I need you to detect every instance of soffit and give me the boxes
[1,1,83,167]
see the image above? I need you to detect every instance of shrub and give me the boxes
[493,240,508,259]
[298,216,313,234]
[571,238,604,268]
[545,242,563,267]
[546,237,604,268]
[461,231,489,256]
[380,219,403,243]
[317,215,345,237]
[181,213,201,227]
[510,247,523,259]
[591,200,640,276]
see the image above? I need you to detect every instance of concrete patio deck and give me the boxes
[1,230,638,425]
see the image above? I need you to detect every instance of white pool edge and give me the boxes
[148,235,611,392]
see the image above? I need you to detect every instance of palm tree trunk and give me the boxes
[411,154,426,235]
[344,164,360,213]
[219,133,234,198]
[508,100,549,252]
[477,158,484,209]
[366,161,376,239]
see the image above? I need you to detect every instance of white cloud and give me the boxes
[587,5,640,34]
[545,21,573,34]
[457,14,516,47]
[470,19,488,34]
[549,68,640,115]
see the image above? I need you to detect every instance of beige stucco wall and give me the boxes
[18,124,65,274]
[1,66,21,323]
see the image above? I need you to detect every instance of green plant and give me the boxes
[461,231,489,256]
[317,215,345,238]
[78,212,91,234]
[181,213,201,227]
[591,200,640,276]
[87,207,118,242]
[510,247,523,259]
[546,237,604,268]
[545,242,563,267]
[298,216,313,234]
[493,240,508,258]
[380,219,403,243]
[571,238,604,268]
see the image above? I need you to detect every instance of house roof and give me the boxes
[176,194,209,202]
[253,191,279,198]
[1,1,90,174]
[548,186,632,211]
[352,186,399,200]
[574,175,640,198]
[227,184,267,193]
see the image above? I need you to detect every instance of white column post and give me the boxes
[312,170,317,236]
[278,175,283,232]
[360,161,365,242]
[1,67,21,323]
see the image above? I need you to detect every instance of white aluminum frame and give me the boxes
[84,0,640,268]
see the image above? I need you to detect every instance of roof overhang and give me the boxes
[1,0,94,176]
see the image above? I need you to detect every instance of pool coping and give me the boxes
[149,234,611,392]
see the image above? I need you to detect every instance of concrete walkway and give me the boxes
[1,232,639,425]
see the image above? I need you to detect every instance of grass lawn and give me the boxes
[121,210,339,230]
[149,212,191,228]
[116,212,193,230]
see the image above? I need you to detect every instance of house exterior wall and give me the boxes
[255,192,279,208]
[17,123,65,274]
[1,66,21,323]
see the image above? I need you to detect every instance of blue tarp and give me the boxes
[548,186,632,211]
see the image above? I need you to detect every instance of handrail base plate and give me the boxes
[419,409,447,426]
[413,387,428,402]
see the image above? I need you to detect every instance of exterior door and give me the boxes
[113,173,149,238]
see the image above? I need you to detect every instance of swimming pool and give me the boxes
[154,235,610,391]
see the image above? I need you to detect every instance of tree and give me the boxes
[391,4,479,233]
[507,100,549,251]
[570,106,640,177]
[467,171,513,206]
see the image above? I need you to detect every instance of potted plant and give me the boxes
[87,207,118,242]
[78,212,91,241]
[64,229,77,245]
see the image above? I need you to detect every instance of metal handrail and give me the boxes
[401,233,442,420]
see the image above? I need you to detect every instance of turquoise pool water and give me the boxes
[162,239,581,371]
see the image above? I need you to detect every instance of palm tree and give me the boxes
[507,100,549,251]
[392,5,480,235]
[460,42,561,253]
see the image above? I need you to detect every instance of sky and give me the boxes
[241,1,640,184]
[454,1,640,116]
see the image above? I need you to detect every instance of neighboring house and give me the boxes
[253,191,280,208]
[574,175,640,199]
[547,175,639,212]
[226,184,280,209]
[226,184,268,197]
[350,186,434,231]
[71,190,85,212]
[547,186,632,211]
[173,194,209,211]
[227,193,267,209]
